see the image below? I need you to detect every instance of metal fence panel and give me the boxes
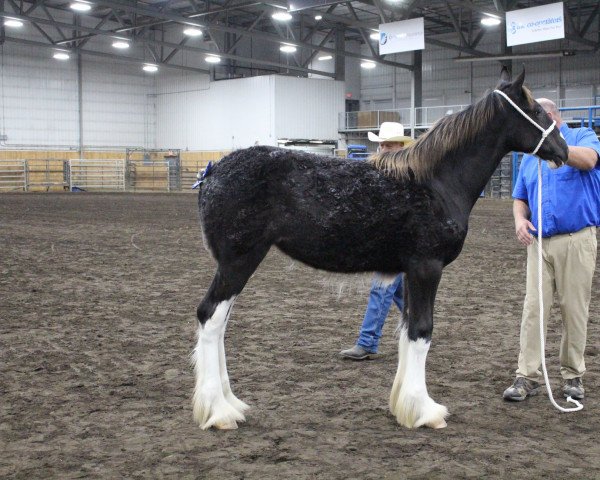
[0,160,27,191]
[68,159,126,191]
[127,161,170,191]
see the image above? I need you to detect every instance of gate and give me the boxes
[0,160,27,191]
[127,161,170,191]
[68,159,126,191]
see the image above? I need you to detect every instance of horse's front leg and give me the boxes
[389,260,448,429]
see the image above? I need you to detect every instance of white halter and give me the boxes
[493,89,556,156]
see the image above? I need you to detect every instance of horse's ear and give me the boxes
[512,67,525,91]
[499,66,511,83]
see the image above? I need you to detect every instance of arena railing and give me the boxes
[339,98,599,133]
[0,160,27,191]
[68,159,126,192]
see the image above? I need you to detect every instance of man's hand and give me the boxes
[515,217,536,246]
[513,198,535,246]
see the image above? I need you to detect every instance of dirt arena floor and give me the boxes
[1,192,600,479]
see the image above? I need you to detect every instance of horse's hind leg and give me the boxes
[193,248,267,430]
[389,260,449,429]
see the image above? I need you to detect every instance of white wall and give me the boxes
[0,42,156,149]
[82,60,156,148]
[0,42,79,147]
[154,73,345,149]
[155,73,274,150]
[273,76,345,140]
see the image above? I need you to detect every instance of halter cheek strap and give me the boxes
[493,89,557,156]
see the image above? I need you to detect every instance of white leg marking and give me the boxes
[219,309,250,415]
[390,327,448,429]
[192,298,246,430]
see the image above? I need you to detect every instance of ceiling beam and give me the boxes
[4,0,413,69]
[0,8,337,76]
[3,35,212,73]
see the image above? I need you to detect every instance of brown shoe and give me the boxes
[503,377,540,401]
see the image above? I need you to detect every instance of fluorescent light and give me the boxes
[361,61,376,69]
[112,40,130,49]
[370,31,379,40]
[183,27,203,36]
[481,16,501,26]
[70,1,92,12]
[280,44,297,53]
[315,15,322,20]
[143,64,158,72]
[4,18,24,28]
[53,52,70,60]
[205,55,221,63]
[317,55,332,61]
[272,11,292,21]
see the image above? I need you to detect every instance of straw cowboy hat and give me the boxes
[367,122,414,144]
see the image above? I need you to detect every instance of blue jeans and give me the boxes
[356,274,404,353]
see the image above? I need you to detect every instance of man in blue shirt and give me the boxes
[504,98,600,402]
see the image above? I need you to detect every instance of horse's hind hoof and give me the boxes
[214,420,238,430]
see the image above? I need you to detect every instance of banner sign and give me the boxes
[506,2,564,47]
[378,18,425,55]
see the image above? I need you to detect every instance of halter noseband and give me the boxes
[493,89,557,156]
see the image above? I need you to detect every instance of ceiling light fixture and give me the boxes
[3,18,24,28]
[280,44,297,53]
[53,51,70,60]
[315,15,322,20]
[481,13,501,26]
[70,1,92,12]
[317,55,332,61]
[205,55,221,63]
[481,16,501,26]
[369,31,379,40]
[272,11,292,21]
[361,61,376,69]
[143,64,158,72]
[183,27,203,36]
[112,40,130,49]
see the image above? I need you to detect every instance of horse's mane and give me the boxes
[369,86,534,183]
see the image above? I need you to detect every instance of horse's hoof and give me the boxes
[214,420,238,430]
[427,418,447,429]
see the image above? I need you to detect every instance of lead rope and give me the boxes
[536,158,583,412]
[493,89,582,413]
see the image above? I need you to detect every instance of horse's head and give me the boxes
[495,68,568,168]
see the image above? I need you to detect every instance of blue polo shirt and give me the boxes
[512,123,600,237]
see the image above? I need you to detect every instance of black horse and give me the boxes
[192,69,568,430]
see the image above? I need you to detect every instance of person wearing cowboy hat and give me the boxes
[366,121,414,153]
[340,122,414,360]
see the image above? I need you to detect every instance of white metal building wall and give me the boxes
[273,76,345,140]
[155,73,275,150]
[0,6,157,150]
[0,42,79,147]
[82,60,156,148]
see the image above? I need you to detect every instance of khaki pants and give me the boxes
[517,226,597,381]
